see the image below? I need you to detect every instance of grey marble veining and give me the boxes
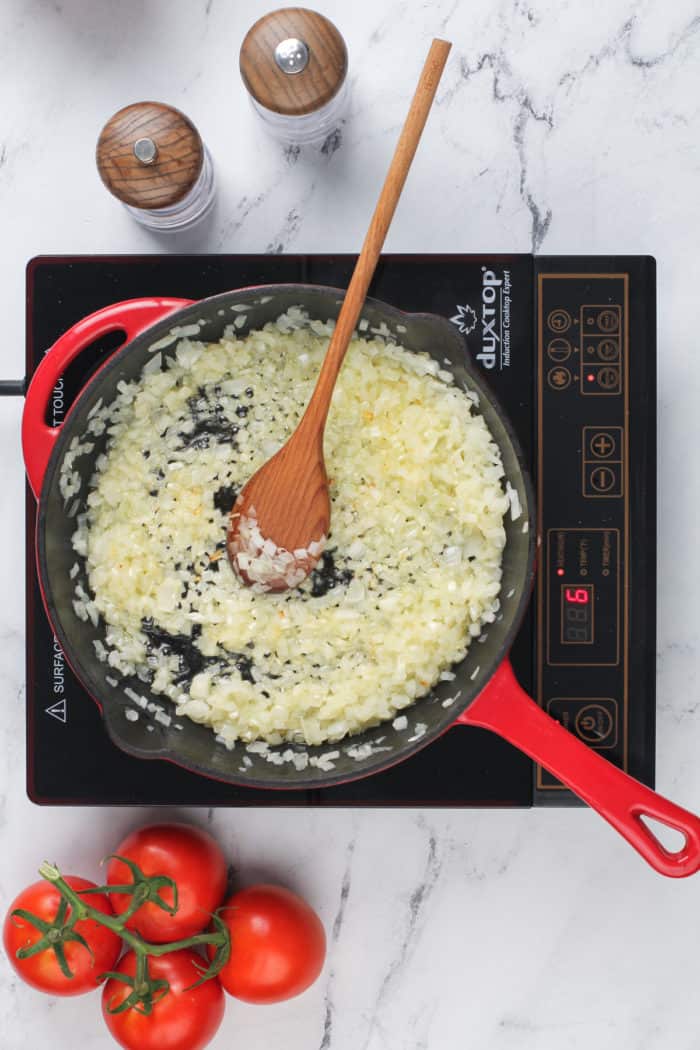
[1,0,699,1047]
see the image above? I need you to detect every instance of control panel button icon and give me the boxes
[547,366,572,390]
[547,309,572,333]
[547,338,571,362]
[584,463,623,497]
[597,309,619,333]
[575,704,615,744]
[589,431,616,458]
[597,339,619,361]
[597,366,620,390]
[590,466,616,492]
[546,698,618,750]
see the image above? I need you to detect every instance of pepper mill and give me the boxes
[240,8,349,148]
[96,102,216,231]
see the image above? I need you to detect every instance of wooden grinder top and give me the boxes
[96,102,204,209]
[240,8,347,117]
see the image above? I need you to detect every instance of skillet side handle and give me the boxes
[457,661,700,879]
[0,380,27,396]
[22,298,192,498]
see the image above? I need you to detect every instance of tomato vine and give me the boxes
[10,859,231,1015]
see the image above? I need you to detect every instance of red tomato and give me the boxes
[3,876,122,996]
[209,884,326,1003]
[102,949,225,1050]
[108,824,227,943]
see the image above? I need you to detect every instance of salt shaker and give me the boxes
[96,102,216,231]
[240,8,349,148]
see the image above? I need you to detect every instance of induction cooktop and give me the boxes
[24,254,656,806]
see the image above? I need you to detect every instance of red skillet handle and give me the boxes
[22,297,192,498]
[458,661,700,878]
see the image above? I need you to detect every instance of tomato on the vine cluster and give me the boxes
[107,823,227,943]
[3,876,121,996]
[3,822,328,1050]
[211,884,326,1003]
[102,949,225,1050]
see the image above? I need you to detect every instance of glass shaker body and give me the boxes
[249,81,349,148]
[96,102,216,232]
[122,146,215,231]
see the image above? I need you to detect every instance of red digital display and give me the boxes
[561,584,594,644]
[547,530,619,668]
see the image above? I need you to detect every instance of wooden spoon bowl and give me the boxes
[228,422,329,591]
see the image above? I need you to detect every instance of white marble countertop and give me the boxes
[1,0,700,1047]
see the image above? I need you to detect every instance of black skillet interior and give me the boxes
[37,285,536,788]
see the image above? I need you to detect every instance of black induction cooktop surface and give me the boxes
[25,254,656,806]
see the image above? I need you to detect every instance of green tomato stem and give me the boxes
[135,948,149,994]
[145,931,224,956]
[37,861,228,965]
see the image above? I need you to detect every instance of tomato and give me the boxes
[108,824,227,943]
[3,876,122,996]
[209,884,326,1003]
[102,949,225,1050]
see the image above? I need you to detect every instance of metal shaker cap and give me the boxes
[274,37,310,74]
[96,102,204,209]
[240,8,348,116]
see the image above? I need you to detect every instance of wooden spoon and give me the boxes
[228,38,452,592]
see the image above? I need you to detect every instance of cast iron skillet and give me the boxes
[19,285,700,877]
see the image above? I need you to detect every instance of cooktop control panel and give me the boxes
[534,266,654,802]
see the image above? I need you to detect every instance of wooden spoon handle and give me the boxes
[304,37,452,431]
